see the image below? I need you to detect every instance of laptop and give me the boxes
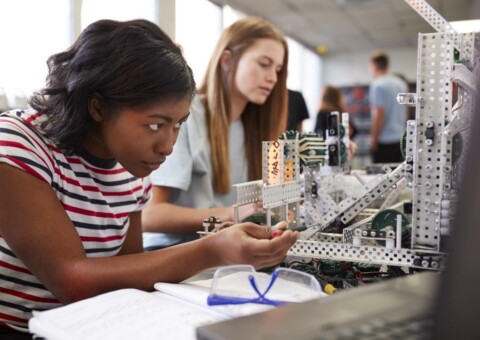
[196,68,480,340]
[197,271,438,339]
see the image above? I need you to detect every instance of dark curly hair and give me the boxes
[29,19,196,153]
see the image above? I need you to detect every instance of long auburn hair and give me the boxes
[319,85,346,113]
[198,17,288,194]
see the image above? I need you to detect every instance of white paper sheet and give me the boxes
[29,289,227,340]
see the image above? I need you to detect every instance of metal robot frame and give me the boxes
[200,0,479,271]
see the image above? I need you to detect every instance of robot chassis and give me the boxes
[200,0,479,272]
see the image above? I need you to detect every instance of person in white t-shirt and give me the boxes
[142,17,289,250]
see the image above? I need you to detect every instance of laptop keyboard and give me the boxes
[322,313,434,339]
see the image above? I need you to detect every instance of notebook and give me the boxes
[196,59,480,340]
[28,268,323,340]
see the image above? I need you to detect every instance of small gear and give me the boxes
[400,129,407,160]
[242,213,280,226]
[279,130,300,140]
[371,209,410,247]
[340,141,347,164]
[371,209,409,235]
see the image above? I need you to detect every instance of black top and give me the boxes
[287,89,310,131]
[314,109,330,139]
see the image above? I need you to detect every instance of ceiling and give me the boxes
[211,0,477,56]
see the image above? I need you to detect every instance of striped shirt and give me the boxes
[0,109,152,332]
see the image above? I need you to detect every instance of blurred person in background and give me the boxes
[315,85,357,159]
[369,51,407,163]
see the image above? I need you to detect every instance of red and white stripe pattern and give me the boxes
[0,110,151,332]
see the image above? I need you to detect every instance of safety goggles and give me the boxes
[207,264,322,307]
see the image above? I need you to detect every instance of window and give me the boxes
[0,0,71,108]
[287,38,322,131]
[222,5,246,28]
[175,0,222,84]
[301,48,322,131]
[81,0,156,29]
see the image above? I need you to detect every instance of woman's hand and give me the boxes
[207,221,298,269]
[239,202,262,220]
